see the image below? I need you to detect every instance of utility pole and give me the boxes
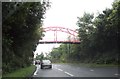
[67,35,71,59]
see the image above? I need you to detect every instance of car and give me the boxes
[41,60,52,69]
[35,60,41,65]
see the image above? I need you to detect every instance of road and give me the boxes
[33,63,119,77]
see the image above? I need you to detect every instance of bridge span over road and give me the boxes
[38,40,80,44]
[39,26,80,44]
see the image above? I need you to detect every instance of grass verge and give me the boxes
[2,65,36,78]
[55,61,120,67]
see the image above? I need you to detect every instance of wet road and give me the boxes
[33,63,119,77]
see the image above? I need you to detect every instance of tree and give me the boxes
[76,12,95,60]
[36,53,44,60]
[2,1,50,74]
[49,0,119,64]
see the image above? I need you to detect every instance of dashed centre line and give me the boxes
[90,69,94,71]
[64,71,74,77]
[55,67,74,77]
[114,73,119,76]
[58,68,63,71]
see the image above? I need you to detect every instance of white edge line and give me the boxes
[33,70,38,75]
[34,65,40,75]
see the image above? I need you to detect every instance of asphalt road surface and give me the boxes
[33,63,119,77]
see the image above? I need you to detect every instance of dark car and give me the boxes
[41,60,52,69]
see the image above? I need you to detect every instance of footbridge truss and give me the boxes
[39,26,80,44]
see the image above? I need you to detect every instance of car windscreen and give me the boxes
[42,60,51,64]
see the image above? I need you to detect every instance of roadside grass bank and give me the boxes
[2,65,36,78]
[54,62,120,67]
[71,63,120,67]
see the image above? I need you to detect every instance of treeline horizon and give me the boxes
[50,0,119,64]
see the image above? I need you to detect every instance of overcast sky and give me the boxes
[34,0,114,57]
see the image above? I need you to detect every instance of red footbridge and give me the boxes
[39,26,80,44]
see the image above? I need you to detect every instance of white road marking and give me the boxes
[34,71,37,75]
[64,71,74,77]
[114,73,119,76]
[55,67,74,76]
[55,67,63,71]
[90,69,94,71]
[33,65,40,75]
[58,68,63,71]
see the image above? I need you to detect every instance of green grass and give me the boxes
[3,65,36,77]
[55,61,120,67]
